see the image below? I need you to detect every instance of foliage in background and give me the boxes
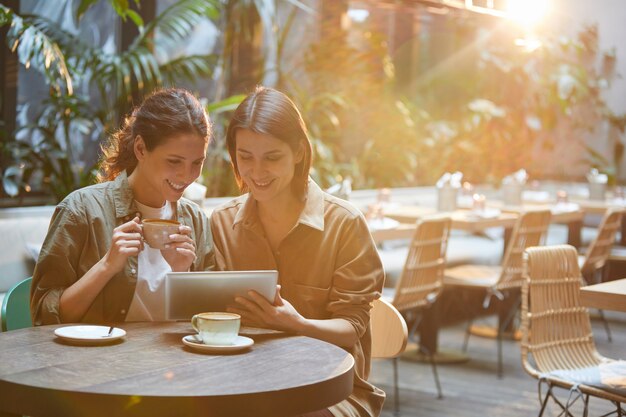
[408,23,624,185]
[291,27,418,189]
[0,0,223,203]
[1,1,624,205]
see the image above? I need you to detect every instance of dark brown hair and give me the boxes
[98,88,211,182]
[226,86,312,199]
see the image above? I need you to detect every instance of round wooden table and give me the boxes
[0,322,354,417]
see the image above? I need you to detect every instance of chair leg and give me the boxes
[496,293,520,379]
[392,357,400,416]
[497,328,503,379]
[537,385,552,417]
[424,347,443,399]
[462,318,473,352]
[582,394,589,417]
[597,309,613,343]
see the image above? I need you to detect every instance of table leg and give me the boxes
[621,216,626,246]
[401,296,469,364]
[503,227,513,257]
[567,220,582,248]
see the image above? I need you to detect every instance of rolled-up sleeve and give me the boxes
[327,214,384,338]
[31,204,86,325]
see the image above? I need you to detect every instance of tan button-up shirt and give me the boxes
[31,171,215,325]
[210,180,385,417]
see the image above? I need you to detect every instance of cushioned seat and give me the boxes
[380,231,503,288]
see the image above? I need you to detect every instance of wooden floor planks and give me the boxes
[370,312,626,417]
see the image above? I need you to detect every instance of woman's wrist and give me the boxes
[292,315,311,336]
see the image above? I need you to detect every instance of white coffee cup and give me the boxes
[191,312,241,345]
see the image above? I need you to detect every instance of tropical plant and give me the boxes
[0,0,223,203]
[406,23,623,185]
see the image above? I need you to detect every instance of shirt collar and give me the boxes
[111,170,184,221]
[233,179,325,232]
[112,170,137,219]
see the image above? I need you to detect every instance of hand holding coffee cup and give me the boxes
[105,216,143,273]
[191,312,241,345]
[142,218,181,249]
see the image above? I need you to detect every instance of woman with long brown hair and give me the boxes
[31,88,214,325]
[210,86,385,417]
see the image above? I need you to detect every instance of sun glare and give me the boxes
[507,0,548,27]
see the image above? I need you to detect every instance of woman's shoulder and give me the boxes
[58,181,115,212]
[322,192,364,220]
[177,197,209,217]
[210,194,248,217]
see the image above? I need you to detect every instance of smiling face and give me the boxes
[131,133,207,207]
[234,129,303,205]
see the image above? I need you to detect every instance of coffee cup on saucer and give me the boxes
[142,218,180,249]
[191,312,241,346]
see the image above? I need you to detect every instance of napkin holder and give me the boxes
[437,185,458,212]
[588,182,606,201]
[502,183,523,206]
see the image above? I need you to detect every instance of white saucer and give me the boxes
[182,334,254,353]
[54,325,126,344]
[465,208,501,219]
[367,217,400,231]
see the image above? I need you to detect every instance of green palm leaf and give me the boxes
[136,0,220,51]
[160,54,218,86]
[1,5,73,94]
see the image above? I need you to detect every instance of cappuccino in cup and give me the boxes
[142,218,180,249]
[191,312,241,345]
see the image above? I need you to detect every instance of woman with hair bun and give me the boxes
[210,86,385,417]
[32,88,214,325]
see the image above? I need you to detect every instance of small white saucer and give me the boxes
[465,208,501,219]
[182,335,254,353]
[54,325,126,344]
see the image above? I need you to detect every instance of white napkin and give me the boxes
[436,171,463,188]
[587,168,608,184]
[502,169,528,185]
[367,217,400,231]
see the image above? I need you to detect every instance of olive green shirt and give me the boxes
[31,171,214,325]
[210,180,385,417]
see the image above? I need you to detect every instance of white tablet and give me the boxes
[165,270,278,321]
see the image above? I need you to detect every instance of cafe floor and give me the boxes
[370,311,626,417]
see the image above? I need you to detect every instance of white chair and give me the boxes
[371,298,408,416]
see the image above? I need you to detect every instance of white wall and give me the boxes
[550,0,626,180]
[551,0,626,113]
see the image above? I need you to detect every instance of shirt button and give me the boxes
[130,268,137,275]
[121,309,126,315]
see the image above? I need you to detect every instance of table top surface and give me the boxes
[580,279,626,313]
[0,322,355,417]
[381,205,519,231]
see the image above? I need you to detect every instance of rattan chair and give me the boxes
[579,208,623,342]
[580,208,623,281]
[522,245,626,417]
[382,215,451,399]
[444,209,551,377]
[371,298,408,416]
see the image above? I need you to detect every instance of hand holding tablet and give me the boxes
[165,270,278,321]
